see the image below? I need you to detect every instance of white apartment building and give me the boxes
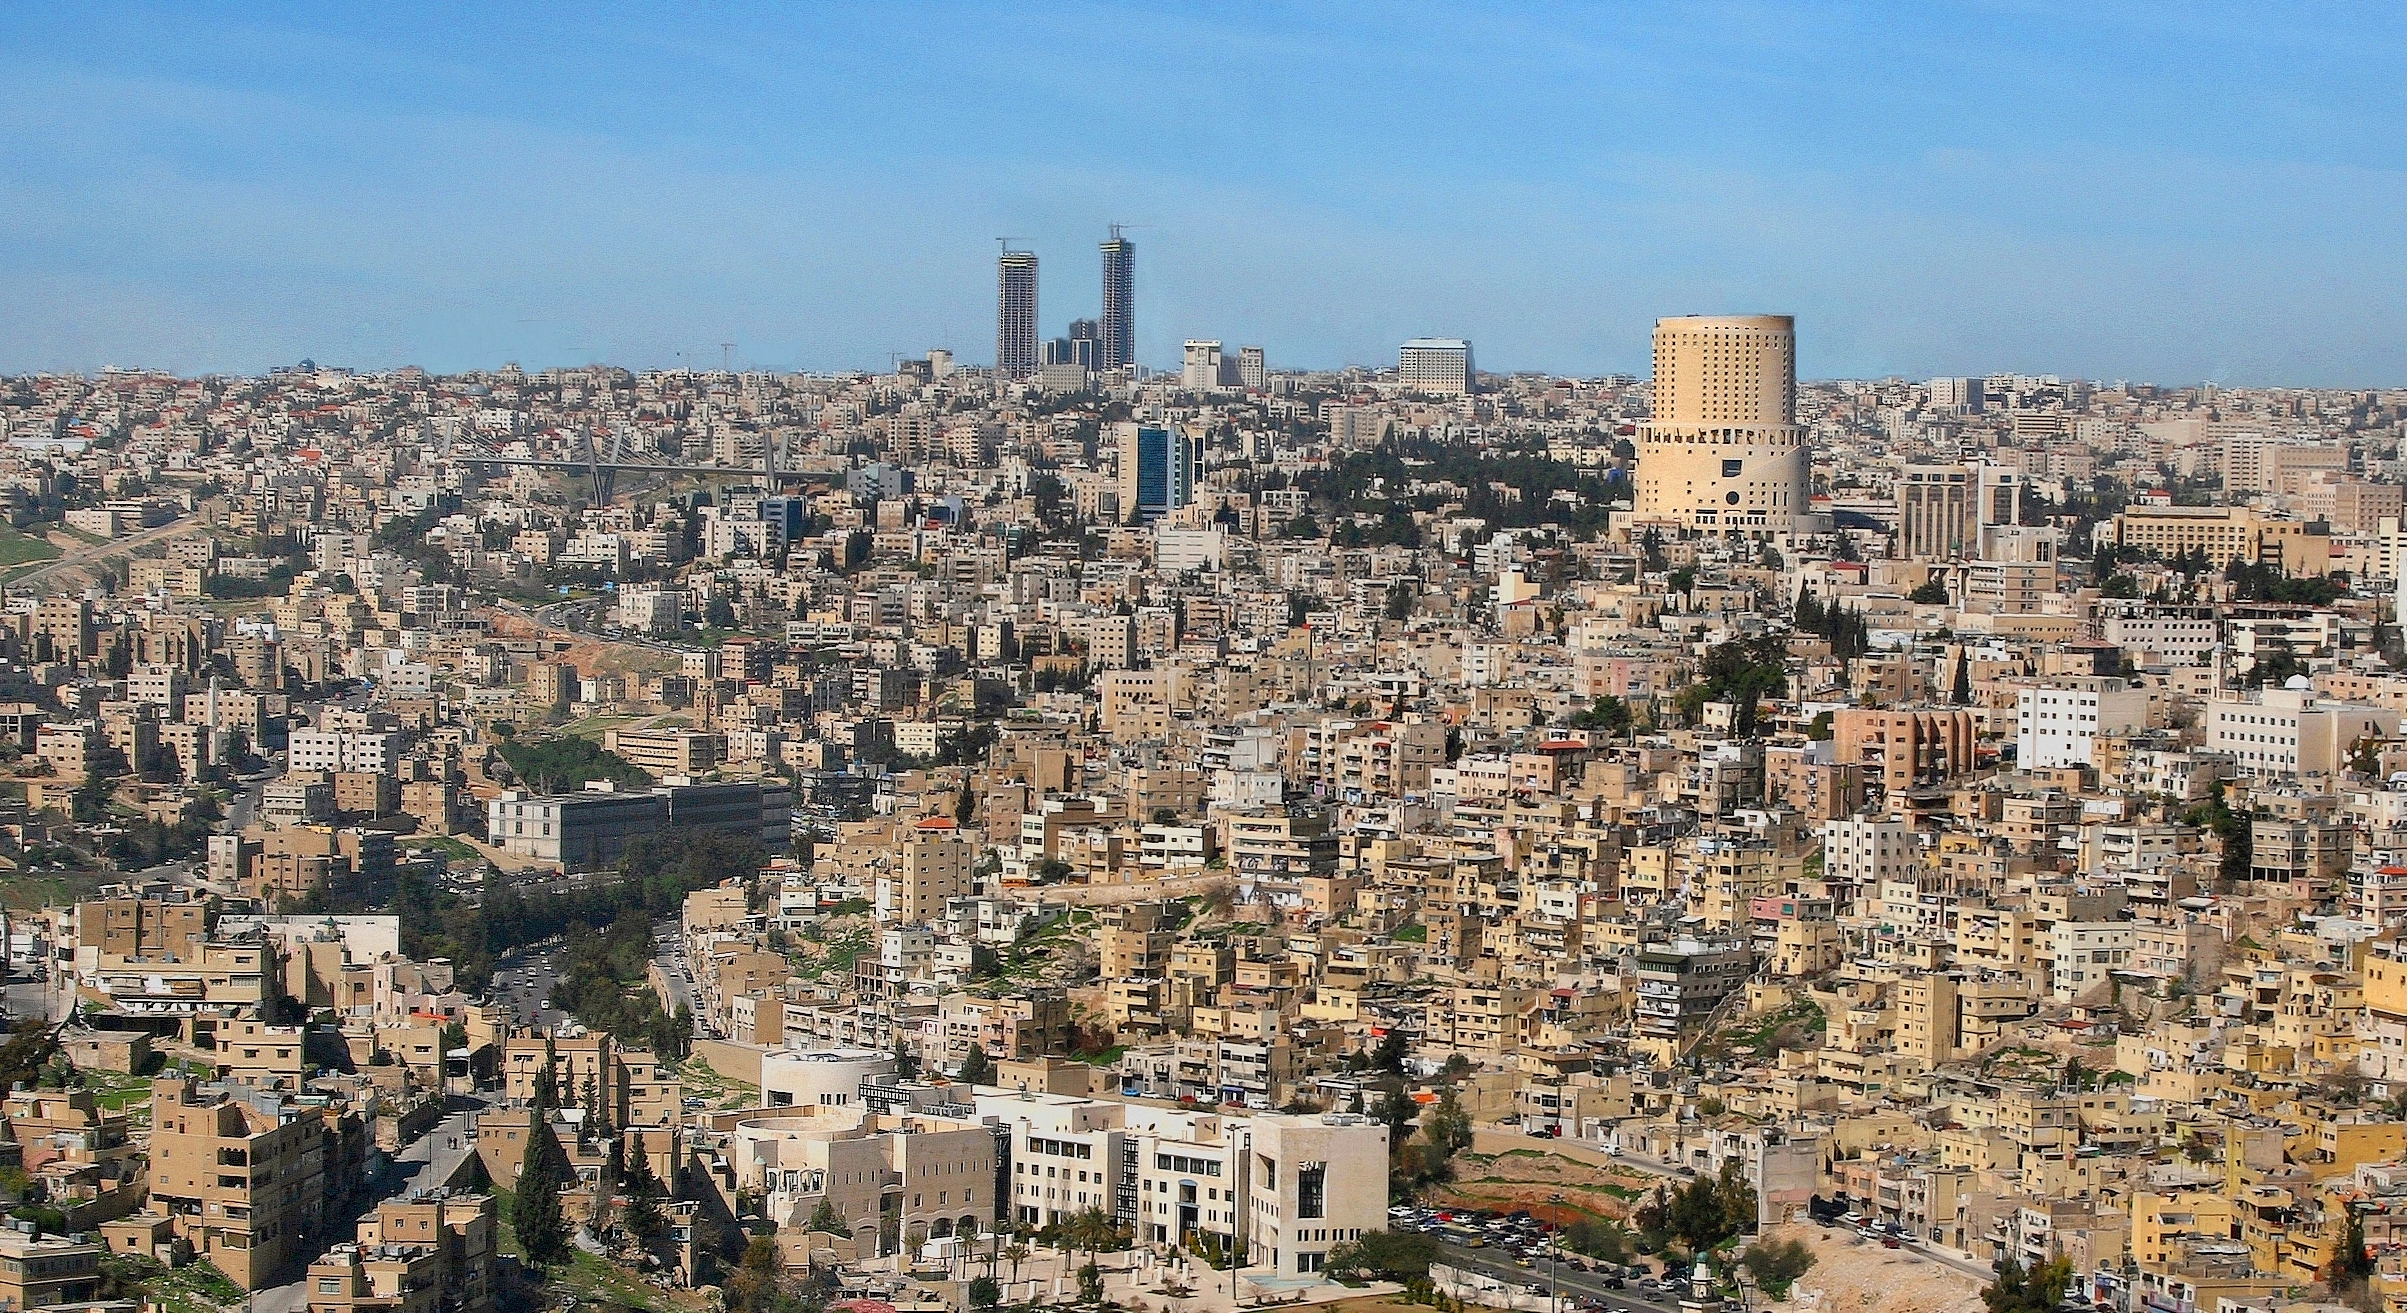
[2016,679,2153,771]
[2207,684,2402,777]
[2049,921,2135,1002]
[286,728,407,774]
[617,587,687,633]
[2100,608,2218,664]
[1823,817,1913,892]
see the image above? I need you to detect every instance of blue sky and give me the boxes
[3,3,2404,383]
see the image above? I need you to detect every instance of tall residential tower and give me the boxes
[1100,227,1135,370]
[996,247,1039,380]
[1634,314,1808,534]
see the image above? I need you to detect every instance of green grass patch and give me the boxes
[1393,922,1428,943]
[105,1254,244,1313]
[411,835,487,865]
[0,869,103,910]
[0,525,61,571]
[84,1067,155,1113]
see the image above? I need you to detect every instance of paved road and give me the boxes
[227,769,275,831]
[492,944,568,1033]
[392,1107,486,1195]
[10,514,209,589]
[1437,1237,1687,1313]
[651,919,700,1022]
[247,1098,498,1313]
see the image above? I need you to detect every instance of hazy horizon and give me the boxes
[6,4,2405,386]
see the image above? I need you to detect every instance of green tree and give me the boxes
[1324,1231,1440,1282]
[1425,1086,1473,1155]
[621,1140,667,1250]
[512,1116,571,1268]
[958,1043,993,1086]
[969,1276,1002,1310]
[1740,1237,1816,1298]
[726,1235,785,1313]
[807,1198,845,1234]
[1569,696,1634,736]
[1982,1255,2074,1313]
[1908,578,1950,605]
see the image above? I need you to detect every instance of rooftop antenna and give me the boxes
[720,343,735,373]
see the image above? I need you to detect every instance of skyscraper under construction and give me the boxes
[996,247,1039,380]
[1099,226,1135,370]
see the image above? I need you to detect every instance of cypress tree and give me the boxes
[514,1115,572,1268]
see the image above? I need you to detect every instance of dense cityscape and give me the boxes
[0,210,2398,1313]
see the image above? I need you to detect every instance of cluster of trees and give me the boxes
[1980,1255,2074,1313]
[549,906,693,1058]
[1394,1084,1473,1192]
[1630,1162,1757,1256]
[1323,1230,1440,1283]
[101,792,223,868]
[1791,593,1871,659]
[2180,784,2253,891]
[1558,1215,1636,1264]
[1672,633,1790,735]
[497,736,652,792]
[726,1234,839,1313]
[1738,1236,1816,1298]
[1300,437,1628,540]
[1567,695,1635,736]
[394,826,759,1000]
[510,1109,572,1268]
[2227,559,2345,607]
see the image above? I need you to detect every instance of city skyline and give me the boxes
[5,5,2407,384]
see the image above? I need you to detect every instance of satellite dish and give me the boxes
[2285,675,2312,691]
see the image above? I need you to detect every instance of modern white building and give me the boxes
[1397,338,1474,395]
[760,1046,897,1112]
[2016,678,2153,771]
[1182,340,1228,391]
[974,1090,1389,1279]
[486,787,668,868]
[2206,682,2401,777]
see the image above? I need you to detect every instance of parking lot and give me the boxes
[1387,1203,1689,1313]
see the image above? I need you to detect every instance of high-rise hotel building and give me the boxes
[1634,314,1809,534]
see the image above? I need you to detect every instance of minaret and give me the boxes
[1679,1257,1724,1313]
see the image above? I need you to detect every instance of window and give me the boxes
[1297,1165,1326,1220]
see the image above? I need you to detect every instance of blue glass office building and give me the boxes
[1129,425,1198,522]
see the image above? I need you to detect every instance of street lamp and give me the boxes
[1549,1192,1566,1313]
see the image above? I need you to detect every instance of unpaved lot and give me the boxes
[1765,1223,1984,1313]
